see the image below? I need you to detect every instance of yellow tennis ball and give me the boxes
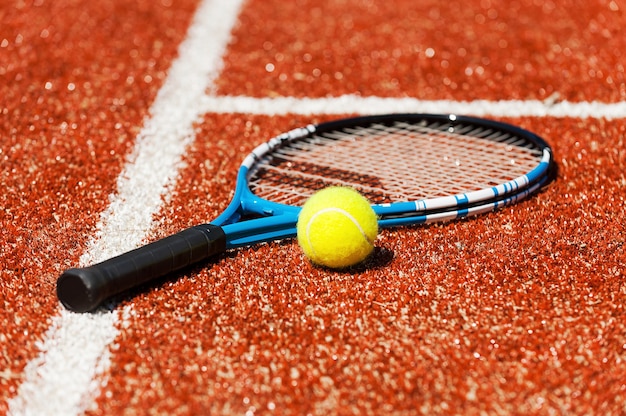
[297,186,378,269]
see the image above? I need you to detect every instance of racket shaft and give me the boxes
[57,224,226,312]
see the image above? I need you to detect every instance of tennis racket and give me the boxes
[57,113,554,312]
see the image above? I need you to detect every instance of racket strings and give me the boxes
[340,122,538,197]
[251,162,388,205]
[248,120,544,206]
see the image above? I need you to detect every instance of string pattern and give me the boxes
[248,119,543,206]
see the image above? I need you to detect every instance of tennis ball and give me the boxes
[297,186,378,269]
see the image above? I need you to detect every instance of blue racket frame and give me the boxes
[215,114,553,249]
[57,113,554,312]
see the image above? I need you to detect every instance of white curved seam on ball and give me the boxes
[305,207,375,258]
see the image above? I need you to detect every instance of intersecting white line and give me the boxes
[200,94,626,119]
[7,1,245,415]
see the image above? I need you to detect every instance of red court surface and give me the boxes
[217,0,625,101]
[1,0,625,415]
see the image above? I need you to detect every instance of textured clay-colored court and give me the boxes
[1,0,625,414]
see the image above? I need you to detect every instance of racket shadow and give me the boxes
[98,252,232,312]
[97,244,396,312]
[314,245,395,274]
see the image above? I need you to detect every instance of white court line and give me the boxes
[200,94,626,119]
[6,0,245,415]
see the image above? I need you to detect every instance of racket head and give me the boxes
[215,113,554,247]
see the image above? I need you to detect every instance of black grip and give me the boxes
[57,224,226,313]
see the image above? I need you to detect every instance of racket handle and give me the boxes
[56,224,226,313]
